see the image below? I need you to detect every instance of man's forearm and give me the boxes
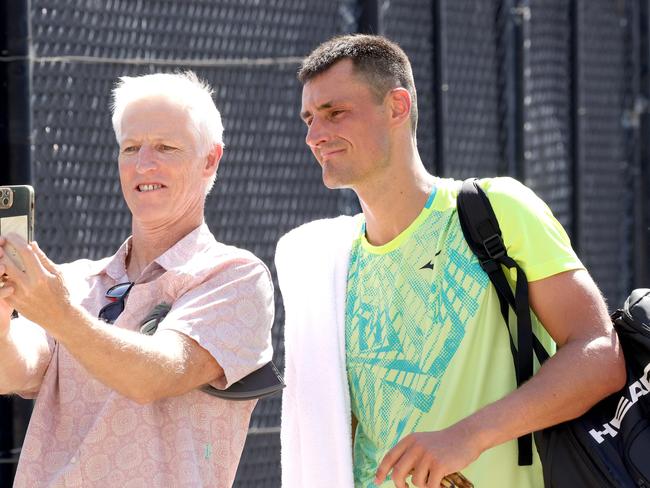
[452,334,625,453]
[0,320,51,394]
[40,304,222,403]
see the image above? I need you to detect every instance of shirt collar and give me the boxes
[89,223,217,281]
[154,222,217,275]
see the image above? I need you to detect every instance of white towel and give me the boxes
[276,215,362,488]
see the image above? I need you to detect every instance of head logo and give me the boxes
[589,361,650,444]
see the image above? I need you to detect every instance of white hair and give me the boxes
[111,71,224,193]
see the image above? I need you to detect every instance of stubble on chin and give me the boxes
[321,169,355,191]
[320,161,343,190]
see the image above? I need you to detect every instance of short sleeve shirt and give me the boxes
[345,177,584,488]
[13,223,274,488]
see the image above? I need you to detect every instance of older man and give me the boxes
[0,72,274,487]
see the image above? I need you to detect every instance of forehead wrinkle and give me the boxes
[120,102,198,148]
[119,127,184,146]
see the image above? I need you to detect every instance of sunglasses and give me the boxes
[98,282,134,323]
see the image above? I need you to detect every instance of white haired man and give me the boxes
[0,71,274,487]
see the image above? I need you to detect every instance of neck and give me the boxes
[126,214,203,281]
[356,150,436,246]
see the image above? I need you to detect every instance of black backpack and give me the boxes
[457,178,650,487]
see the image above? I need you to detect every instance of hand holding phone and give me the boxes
[0,185,35,272]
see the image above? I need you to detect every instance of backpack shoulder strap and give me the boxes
[456,178,549,466]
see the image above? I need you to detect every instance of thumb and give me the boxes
[31,242,57,274]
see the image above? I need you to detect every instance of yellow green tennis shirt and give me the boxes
[345,177,584,488]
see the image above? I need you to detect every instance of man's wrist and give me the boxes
[450,411,504,456]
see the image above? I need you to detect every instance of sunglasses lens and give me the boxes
[99,282,133,323]
[106,282,133,299]
[98,301,125,323]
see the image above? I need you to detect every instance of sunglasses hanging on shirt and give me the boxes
[98,282,134,323]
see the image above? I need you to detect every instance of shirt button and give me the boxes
[71,457,77,463]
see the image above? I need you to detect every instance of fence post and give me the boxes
[359,0,381,34]
[432,0,448,176]
[0,0,32,185]
[636,0,650,285]
[569,0,583,256]
[498,0,528,180]
[0,1,32,484]
[620,0,649,290]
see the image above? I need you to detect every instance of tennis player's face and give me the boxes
[301,59,391,190]
[117,97,219,229]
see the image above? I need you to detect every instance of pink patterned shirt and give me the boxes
[13,223,274,487]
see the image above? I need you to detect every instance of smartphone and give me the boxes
[0,185,35,271]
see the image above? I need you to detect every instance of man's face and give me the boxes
[300,59,392,190]
[117,97,216,227]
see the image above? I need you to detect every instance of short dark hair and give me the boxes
[298,34,418,135]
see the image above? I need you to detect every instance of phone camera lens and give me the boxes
[1,198,8,206]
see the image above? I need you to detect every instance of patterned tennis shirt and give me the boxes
[345,177,583,487]
[12,223,274,487]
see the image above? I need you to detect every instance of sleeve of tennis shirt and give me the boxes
[156,255,275,389]
[481,177,585,282]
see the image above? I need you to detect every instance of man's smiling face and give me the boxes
[300,59,392,191]
[117,96,211,228]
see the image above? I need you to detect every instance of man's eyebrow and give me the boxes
[300,101,334,121]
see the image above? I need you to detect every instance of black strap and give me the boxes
[457,178,549,466]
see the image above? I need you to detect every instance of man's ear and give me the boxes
[204,144,223,177]
[387,87,412,128]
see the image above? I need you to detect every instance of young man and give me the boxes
[0,72,274,487]
[276,35,625,488]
